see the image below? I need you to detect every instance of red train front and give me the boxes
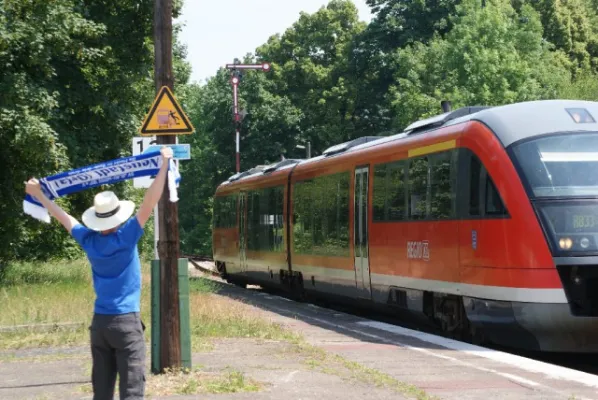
[212,100,598,353]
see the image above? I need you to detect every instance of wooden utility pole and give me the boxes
[154,0,181,371]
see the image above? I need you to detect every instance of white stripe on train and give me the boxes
[290,264,567,303]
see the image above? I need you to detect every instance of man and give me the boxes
[24,146,173,400]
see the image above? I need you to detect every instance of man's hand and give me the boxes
[24,178,80,232]
[161,146,173,162]
[25,178,43,198]
[136,146,175,228]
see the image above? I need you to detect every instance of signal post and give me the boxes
[139,0,195,374]
[225,60,271,172]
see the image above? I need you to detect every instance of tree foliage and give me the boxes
[366,0,460,49]
[5,0,598,261]
[0,0,188,265]
[388,0,572,127]
[256,0,369,153]
[178,0,598,256]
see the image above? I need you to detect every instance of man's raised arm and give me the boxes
[25,179,80,233]
[136,146,173,228]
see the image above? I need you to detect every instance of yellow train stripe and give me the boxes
[408,139,456,158]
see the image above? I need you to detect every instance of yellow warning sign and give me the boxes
[139,86,194,136]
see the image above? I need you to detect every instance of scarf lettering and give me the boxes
[23,151,180,223]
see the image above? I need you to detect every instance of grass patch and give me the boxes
[188,293,300,351]
[189,277,218,294]
[79,367,262,397]
[0,260,297,351]
[0,259,94,349]
[0,328,90,351]
[0,351,86,363]
[0,282,94,326]
[0,259,91,286]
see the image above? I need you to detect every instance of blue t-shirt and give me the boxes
[72,217,144,315]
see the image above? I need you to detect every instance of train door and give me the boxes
[458,149,509,282]
[238,191,248,274]
[354,166,372,298]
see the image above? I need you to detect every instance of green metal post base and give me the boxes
[151,258,191,374]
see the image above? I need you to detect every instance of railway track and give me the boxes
[182,253,598,376]
[184,254,220,277]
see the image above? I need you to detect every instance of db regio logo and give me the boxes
[407,241,430,261]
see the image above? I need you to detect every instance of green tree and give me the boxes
[514,0,598,72]
[388,0,572,129]
[0,0,190,265]
[366,0,460,50]
[177,64,302,255]
[0,0,104,263]
[257,0,369,154]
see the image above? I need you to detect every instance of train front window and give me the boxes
[512,132,598,198]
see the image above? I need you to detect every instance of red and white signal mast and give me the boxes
[225,59,271,172]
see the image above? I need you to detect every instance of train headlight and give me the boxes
[580,237,591,249]
[559,237,573,250]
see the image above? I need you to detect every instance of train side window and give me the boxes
[462,149,508,218]
[315,172,350,257]
[372,161,406,222]
[246,192,254,247]
[312,177,325,250]
[230,194,238,228]
[275,186,284,251]
[293,180,313,254]
[250,191,261,250]
[388,162,406,220]
[336,172,351,254]
[469,155,482,216]
[408,157,429,220]
[429,151,455,219]
[485,177,507,215]
[214,195,237,228]
[213,197,220,227]
[246,185,285,252]
[373,164,387,221]
[292,172,350,256]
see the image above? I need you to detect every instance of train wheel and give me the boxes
[434,295,471,341]
[226,275,247,289]
[290,272,306,302]
[469,324,487,346]
[216,262,227,279]
[231,280,247,289]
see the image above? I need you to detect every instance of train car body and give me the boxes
[212,100,598,353]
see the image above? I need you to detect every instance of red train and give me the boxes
[212,100,598,353]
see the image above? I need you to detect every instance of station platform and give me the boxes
[230,283,598,400]
[1,269,597,399]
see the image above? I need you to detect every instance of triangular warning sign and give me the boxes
[139,86,195,136]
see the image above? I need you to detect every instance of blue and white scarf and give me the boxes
[23,151,181,223]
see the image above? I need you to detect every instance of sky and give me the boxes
[176,0,373,84]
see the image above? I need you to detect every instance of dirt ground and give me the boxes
[0,337,412,400]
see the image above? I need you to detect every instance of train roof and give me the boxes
[464,99,598,147]
[218,99,598,189]
[219,159,302,187]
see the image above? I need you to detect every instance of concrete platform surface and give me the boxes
[1,277,597,399]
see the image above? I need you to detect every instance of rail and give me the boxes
[181,253,219,277]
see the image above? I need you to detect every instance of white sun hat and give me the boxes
[82,191,135,231]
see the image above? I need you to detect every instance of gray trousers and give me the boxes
[90,312,146,400]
